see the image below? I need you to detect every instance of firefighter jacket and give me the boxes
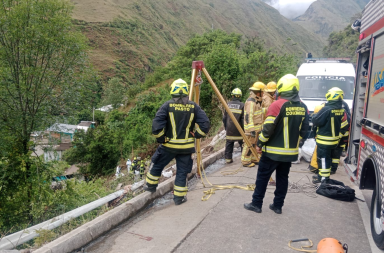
[257,96,309,162]
[262,93,275,116]
[152,97,210,154]
[223,98,244,141]
[312,100,349,149]
[244,93,263,134]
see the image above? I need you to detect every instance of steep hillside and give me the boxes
[293,0,369,39]
[71,0,324,84]
[323,24,359,61]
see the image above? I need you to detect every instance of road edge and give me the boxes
[33,147,226,253]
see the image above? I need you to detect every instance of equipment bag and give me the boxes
[316,179,355,202]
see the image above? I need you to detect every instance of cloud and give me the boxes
[265,0,317,19]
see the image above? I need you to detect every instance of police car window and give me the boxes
[298,76,354,99]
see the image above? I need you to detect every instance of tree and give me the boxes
[101,77,127,109]
[0,0,93,224]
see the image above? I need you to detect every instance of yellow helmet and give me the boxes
[277,74,300,93]
[326,87,344,101]
[231,88,242,97]
[250,82,265,91]
[265,82,277,92]
[133,157,137,160]
[170,79,189,96]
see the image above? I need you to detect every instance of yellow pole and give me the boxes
[194,85,202,176]
[201,68,258,159]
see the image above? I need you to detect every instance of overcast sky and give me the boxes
[265,0,317,19]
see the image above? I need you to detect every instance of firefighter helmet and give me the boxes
[265,82,277,92]
[170,79,189,96]
[231,88,242,97]
[133,157,137,160]
[326,87,344,101]
[249,82,265,91]
[277,74,300,93]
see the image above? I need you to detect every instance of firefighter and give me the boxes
[312,88,349,184]
[144,79,210,205]
[223,88,244,164]
[130,157,138,178]
[140,160,145,179]
[262,81,277,116]
[241,82,265,167]
[308,88,350,175]
[244,74,309,214]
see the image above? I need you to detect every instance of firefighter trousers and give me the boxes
[225,139,243,162]
[252,155,291,208]
[313,146,343,176]
[241,134,260,165]
[146,145,193,198]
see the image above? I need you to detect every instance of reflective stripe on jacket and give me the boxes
[257,98,309,162]
[223,98,244,141]
[152,98,210,154]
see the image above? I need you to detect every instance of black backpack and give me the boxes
[316,179,355,202]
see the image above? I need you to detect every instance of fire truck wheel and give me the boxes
[370,188,384,249]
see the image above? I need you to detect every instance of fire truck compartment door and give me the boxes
[367,34,384,125]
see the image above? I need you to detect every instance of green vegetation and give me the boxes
[323,24,359,61]
[65,30,300,174]
[71,0,324,84]
[0,0,108,237]
[294,0,368,39]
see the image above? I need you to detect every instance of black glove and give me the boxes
[156,136,166,144]
[194,131,204,139]
[251,131,256,138]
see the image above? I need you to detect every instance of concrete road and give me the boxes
[85,156,373,253]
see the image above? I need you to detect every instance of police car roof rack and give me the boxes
[305,58,351,63]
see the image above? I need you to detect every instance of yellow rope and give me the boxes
[288,239,317,253]
[196,149,255,201]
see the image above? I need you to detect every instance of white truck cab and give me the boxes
[296,59,355,114]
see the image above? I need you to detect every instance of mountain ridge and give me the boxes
[293,0,369,39]
[71,0,325,83]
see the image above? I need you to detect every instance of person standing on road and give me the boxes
[312,88,349,184]
[223,88,244,164]
[144,79,210,205]
[241,82,265,167]
[244,74,309,214]
[308,88,350,175]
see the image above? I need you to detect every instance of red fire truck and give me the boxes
[344,0,384,249]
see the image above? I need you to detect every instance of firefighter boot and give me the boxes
[269,204,282,214]
[174,196,187,205]
[244,203,262,213]
[312,175,322,184]
[143,184,157,193]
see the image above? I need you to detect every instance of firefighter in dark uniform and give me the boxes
[140,160,145,179]
[223,88,244,164]
[144,79,210,205]
[130,157,138,178]
[308,88,351,175]
[244,74,309,214]
[312,88,349,183]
